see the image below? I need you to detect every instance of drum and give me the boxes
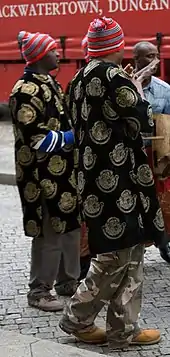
[143,114,170,235]
[143,114,170,177]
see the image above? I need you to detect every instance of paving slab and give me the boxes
[0,122,15,184]
[0,122,170,356]
[0,331,106,357]
[0,344,31,357]
[32,339,106,357]
[0,184,170,356]
[0,329,37,345]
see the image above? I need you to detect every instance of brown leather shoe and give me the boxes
[131,329,161,345]
[59,317,107,344]
[73,326,107,344]
[28,294,63,312]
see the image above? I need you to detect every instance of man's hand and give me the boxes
[135,58,160,83]
[131,58,159,98]
[123,63,134,76]
[122,63,145,98]
[131,77,145,99]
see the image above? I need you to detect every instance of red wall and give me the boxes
[0,62,78,102]
[1,1,170,101]
[1,1,170,61]
[0,63,24,103]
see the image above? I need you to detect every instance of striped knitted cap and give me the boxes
[17,31,29,55]
[18,31,29,44]
[81,34,89,63]
[88,17,124,58]
[18,31,57,65]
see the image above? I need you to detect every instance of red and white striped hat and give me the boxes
[18,31,57,65]
[87,17,124,58]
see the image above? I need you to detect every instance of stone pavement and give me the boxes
[0,121,15,185]
[1,122,170,356]
[0,330,106,357]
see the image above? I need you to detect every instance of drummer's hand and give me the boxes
[158,155,170,177]
[159,154,170,164]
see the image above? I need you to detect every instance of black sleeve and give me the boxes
[107,66,154,134]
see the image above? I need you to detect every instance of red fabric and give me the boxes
[88,17,124,58]
[146,147,170,234]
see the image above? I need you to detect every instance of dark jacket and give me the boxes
[9,70,80,238]
[67,59,165,255]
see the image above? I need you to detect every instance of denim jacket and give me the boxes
[143,76,170,147]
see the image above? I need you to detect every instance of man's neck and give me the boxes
[98,55,120,66]
[27,64,49,75]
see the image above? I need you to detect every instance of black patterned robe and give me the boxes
[66,59,165,255]
[9,70,80,238]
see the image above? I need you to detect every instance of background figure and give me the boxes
[9,31,80,312]
[60,17,165,349]
[133,41,170,263]
[79,222,91,281]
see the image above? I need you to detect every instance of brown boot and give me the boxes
[73,325,107,344]
[131,329,161,345]
[28,293,63,312]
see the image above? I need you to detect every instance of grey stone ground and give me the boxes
[1,122,170,356]
[0,330,106,357]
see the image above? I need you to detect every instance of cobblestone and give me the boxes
[0,122,15,177]
[1,184,170,356]
[0,122,170,355]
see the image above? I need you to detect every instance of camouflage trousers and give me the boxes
[61,244,144,348]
